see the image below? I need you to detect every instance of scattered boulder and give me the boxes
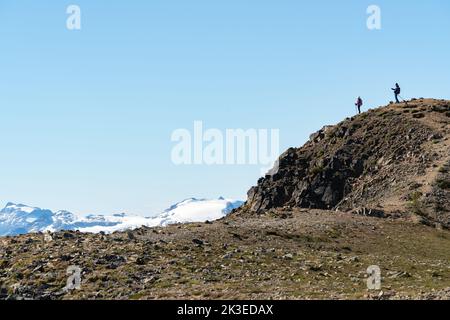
[192,239,204,246]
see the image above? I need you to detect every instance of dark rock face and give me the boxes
[247,140,366,212]
[422,160,450,228]
[246,100,449,215]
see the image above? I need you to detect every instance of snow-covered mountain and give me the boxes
[0,198,244,236]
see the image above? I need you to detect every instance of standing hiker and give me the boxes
[355,96,363,114]
[392,83,401,103]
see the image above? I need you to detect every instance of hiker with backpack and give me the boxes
[355,96,363,114]
[392,83,401,103]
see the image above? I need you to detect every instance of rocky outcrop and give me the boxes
[245,99,450,226]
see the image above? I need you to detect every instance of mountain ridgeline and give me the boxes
[1,99,450,300]
[242,99,450,228]
[0,198,244,236]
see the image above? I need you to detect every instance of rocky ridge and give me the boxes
[244,99,450,228]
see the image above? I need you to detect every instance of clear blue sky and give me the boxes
[1,1,449,216]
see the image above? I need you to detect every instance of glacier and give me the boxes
[0,198,244,236]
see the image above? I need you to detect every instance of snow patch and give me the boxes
[0,198,244,236]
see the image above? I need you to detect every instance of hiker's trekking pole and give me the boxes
[398,95,408,107]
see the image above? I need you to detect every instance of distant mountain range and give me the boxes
[0,198,244,236]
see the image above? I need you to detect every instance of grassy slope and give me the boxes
[1,210,449,300]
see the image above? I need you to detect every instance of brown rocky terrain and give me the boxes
[0,210,449,300]
[246,99,450,228]
[0,99,449,300]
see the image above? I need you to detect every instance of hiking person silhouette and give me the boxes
[355,96,363,114]
[392,83,401,103]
